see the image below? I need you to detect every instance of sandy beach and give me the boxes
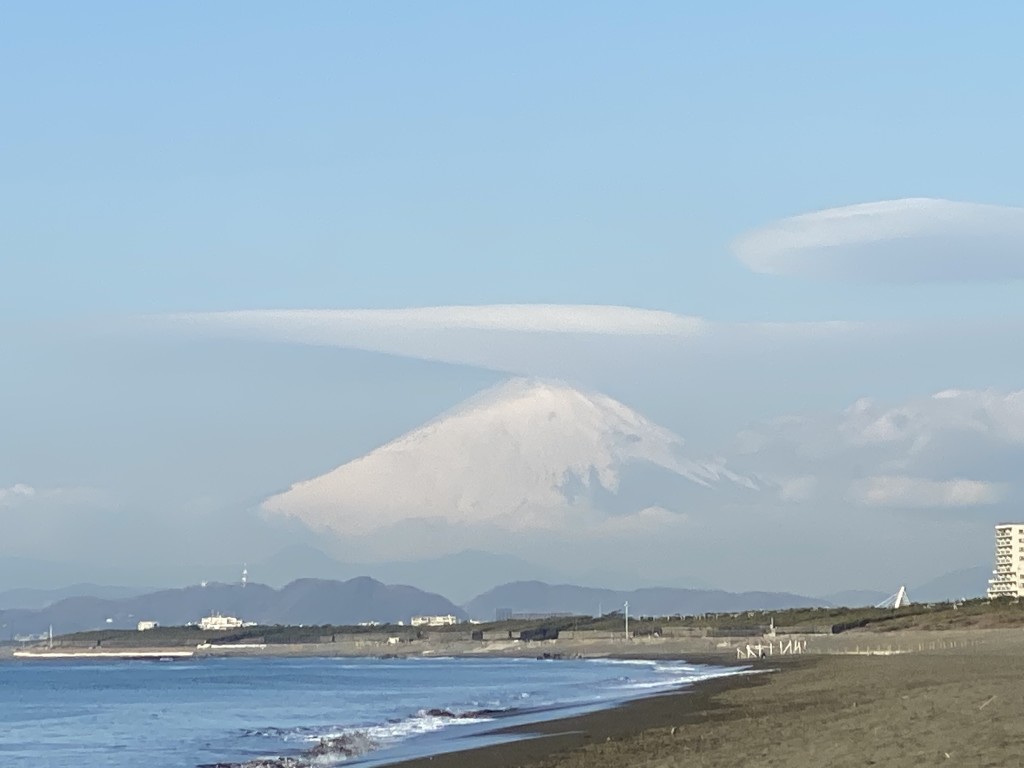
[392,633,1024,768]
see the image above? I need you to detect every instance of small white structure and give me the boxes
[137,620,159,632]
[410,615,459,627]
[737,639,806,659]
[198,614,246,631]
[196,642,266,651]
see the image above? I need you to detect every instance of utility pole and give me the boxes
[624,601,629,640]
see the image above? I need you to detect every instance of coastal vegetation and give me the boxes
[36,597,1024,649]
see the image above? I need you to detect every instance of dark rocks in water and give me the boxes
[199,731,378,768]
[421,707,458,718]
[200,760,304,768]
[420,707,508,720]
[308,732,377,758]
[462,707,507,718]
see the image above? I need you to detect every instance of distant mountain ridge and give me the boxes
[242,546,569,605]
[818,567,992,607]
[0,577,464,637]
[912,566,990,603]
[817,589,890,608]
[462,580,827,620]
[241,546,717,605]
[3,567,991,639]
[0,584,155,611]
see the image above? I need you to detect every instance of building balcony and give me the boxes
[988,592,1018,599]
[988,577,1016,586]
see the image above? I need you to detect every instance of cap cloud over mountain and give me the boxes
[261,378,755,542]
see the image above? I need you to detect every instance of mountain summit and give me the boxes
[262,379,752,537]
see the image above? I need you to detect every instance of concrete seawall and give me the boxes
[2,627,1014,661]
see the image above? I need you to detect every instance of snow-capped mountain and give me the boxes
[262,378,753,536]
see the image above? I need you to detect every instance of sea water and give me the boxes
[0,655,737,767]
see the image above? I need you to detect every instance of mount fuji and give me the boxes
[262,379,755,538]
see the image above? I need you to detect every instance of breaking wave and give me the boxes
[201,658,742,768]
[218,707,509,767]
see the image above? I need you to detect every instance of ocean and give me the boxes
[0,655,737,767]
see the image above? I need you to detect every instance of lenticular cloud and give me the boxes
[732,198,1024,282]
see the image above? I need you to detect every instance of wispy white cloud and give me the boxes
[840,389,1024,448]
[0,483,37,505]
[0,483,106,509]
[156,304,868,380]
[775,476,817,502]
[588,506,688,535]
[159,305,719,376]
[733,198,1024,282]
[167,305,709,339]
[847,476,1003,508]
[733,387,1024,511]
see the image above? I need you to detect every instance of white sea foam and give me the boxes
[7,654,752,768]
[616,668,755,691]
[305,711,494,752]
[234,658,748,765]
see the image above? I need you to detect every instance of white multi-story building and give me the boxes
[410,615,459,627]
[987,524,1024,599]
[198,614,246,631]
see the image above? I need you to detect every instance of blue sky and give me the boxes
[3,3,1024,595]
[4,2,1024,321]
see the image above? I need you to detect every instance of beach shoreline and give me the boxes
[382,635,1024,768]
[380,658,774,768]
[8,630,1024,767]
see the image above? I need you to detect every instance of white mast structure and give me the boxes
[624,601,629,640]
[241,564,248,589]
[876,585,911,609]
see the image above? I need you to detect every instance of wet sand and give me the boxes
[392,645,1024,768]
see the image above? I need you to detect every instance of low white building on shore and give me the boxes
[198,614,248,631]
[410,615,459,627]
